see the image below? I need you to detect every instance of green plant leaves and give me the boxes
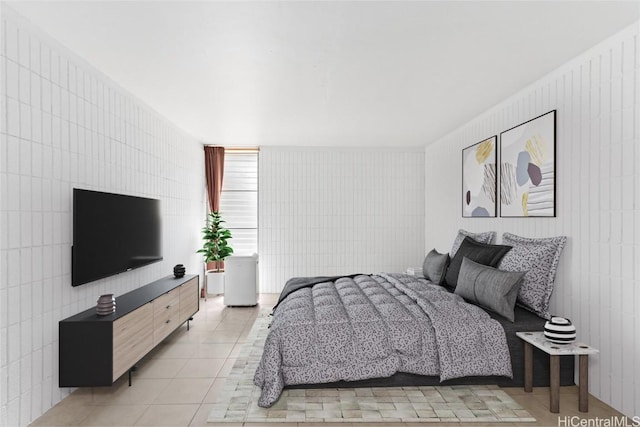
[197,211,234,266]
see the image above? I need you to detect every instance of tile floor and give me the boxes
[29,293,626,427]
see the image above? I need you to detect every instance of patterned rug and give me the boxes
[207,310,536,423]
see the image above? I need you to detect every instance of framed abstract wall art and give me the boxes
[500,110,556,217]
[462,136,497,217]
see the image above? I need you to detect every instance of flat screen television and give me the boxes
[72,189,163,287]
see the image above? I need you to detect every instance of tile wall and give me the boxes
[0,6,206,426]
[258,146,425,293]
[423,23,639,418]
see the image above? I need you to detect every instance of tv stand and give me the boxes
[59,274,199,387]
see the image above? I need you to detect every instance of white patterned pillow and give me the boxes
[450,229,496,257]
[498,233,567,319]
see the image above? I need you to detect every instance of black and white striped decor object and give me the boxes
[544,317,576,344]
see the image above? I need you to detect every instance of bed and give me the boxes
[253,230,571,408]
[287,301,574,390]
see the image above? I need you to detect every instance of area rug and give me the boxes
[207,310,536,423]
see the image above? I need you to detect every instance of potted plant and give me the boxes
[197,212,233,295]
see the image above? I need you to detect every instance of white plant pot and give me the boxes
[206,271,225,295]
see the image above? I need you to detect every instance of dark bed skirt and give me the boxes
[286,306,575,390]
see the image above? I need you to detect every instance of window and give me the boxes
[219,150,258,255]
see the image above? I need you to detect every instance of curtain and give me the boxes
[204,146,225,212]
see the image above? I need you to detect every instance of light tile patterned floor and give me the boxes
[207,311,536,423]
[27,293,628,427]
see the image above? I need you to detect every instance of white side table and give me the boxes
[516,331,599,413]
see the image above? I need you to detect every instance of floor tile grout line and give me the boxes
[33,295,620,426]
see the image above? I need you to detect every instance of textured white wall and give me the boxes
[0,6,206,426]
[259,147,425,293]
[424,23,639,418]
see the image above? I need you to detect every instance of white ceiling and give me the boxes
[6,1,640,147]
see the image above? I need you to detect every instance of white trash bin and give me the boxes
[223,254,258,306]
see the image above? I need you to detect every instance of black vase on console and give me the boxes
[173,264,186,278]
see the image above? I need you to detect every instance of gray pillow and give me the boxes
[498,233,567,319]
[455,257,525,322]
[450,229,496,257]
[445,236,512,289]
[422,249,450,286]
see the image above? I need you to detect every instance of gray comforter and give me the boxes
[254,273,512,407]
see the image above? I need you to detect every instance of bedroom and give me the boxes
[0,1,638,426]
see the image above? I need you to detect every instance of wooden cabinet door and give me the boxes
[179,277,199,324]
[112,303,153,381]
